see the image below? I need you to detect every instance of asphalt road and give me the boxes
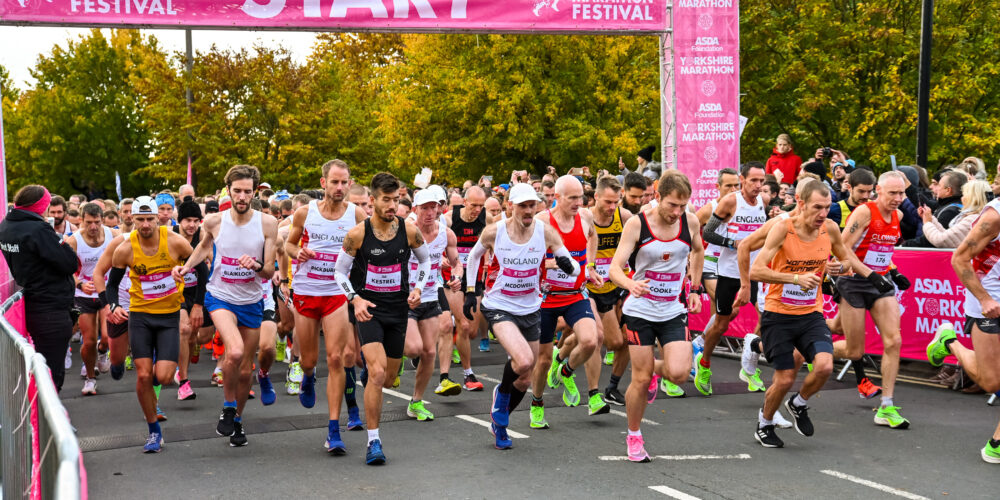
[60,339,999,499]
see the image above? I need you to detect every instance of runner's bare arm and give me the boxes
[406,220,432,293]
[952,207,1000,306]
[738,218,778,288]
[687,212,705,286]
[749,221,793,285]
[176,213,218,278]
[168,230,209,306]
[609,214,646,296]
[333,224,365,303]
[828,220,874,277]
[445,228,463,284]
[695,201,714,226]
[583,210,600,283]
[840,203,872,249]
[284,205,310,261]
[543,223,581,277]
[257,214,279,280]
[93,234,126,295]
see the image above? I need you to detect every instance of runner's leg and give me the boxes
[870,297,901,400]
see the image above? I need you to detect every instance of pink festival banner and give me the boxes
[689,249,973,364]
[0,0,669,33]
[671,0,740,210]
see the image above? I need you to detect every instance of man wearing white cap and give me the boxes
[445,185,489,391]
[463,183,581,450]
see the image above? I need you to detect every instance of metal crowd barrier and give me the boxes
[1,292,82,500]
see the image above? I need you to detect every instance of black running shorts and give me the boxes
[128,311,180,362]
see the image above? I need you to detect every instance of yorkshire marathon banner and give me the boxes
[671,0,740,209]
[0,0,670,32]
[689,249,973,364]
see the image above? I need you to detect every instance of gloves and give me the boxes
[555,255,576,275]
[463,291,479,320]
[889,268,910,291]
[866,271,895,294]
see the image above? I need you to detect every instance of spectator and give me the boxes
[800,160,839,200]
[903,170,968,246]
[0,185,80,392]
[920,180,990,248]
[958,157,987,181]
[765,133,802,183]
[828,168,875,227]
[636,145,662,180]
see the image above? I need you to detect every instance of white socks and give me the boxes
[367,428,379,445]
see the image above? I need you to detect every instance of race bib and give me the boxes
[219,256,255,284]
[305,251,338,281]
[594,257,612,279]
[457,246,471,266]
[863,244,894,273]
[365,264,402,293]
[409,261,440,291]
[780,283,818,306]
[183,271,198,287]
[500,267,538,297]
[644,271,681,302]
[140,271,178,299]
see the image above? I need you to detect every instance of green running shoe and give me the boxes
[530,405,550,429]
[588,392,610,416]
[874,405,910,429]
[451,347,460,364]
[399,357,407,377]
[661,379,685,398]
[561,372,581,407]
[406,400,434,421]
[604,351,614,366]
[275,340,286,363]
[982,440,1000,464]
[125,355,134,371]
[739,368,766,392]
[926,321,957,367]
[547,357,563,390]
[806,363,813,373]
[693,352,712,396]
[488,330,497,341]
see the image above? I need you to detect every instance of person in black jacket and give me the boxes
[0,185,80,391]
[904,170,967,247]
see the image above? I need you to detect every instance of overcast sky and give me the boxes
[0,26,320,89]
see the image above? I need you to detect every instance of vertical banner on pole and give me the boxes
[672,0,740,209]
[0,85,10,298]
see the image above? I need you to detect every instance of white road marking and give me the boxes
[454,414,529,439]
[648,485,702,500]
[609,409,660,426]
[356,382,429,405]
[820,470,929,500]
[600,453,751,461]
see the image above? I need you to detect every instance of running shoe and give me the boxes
[490,423,512,450]
[248,390,255,400]
[177,380,196,401]
[546,357,562,390]
[190,350,200,364]
[347,406,364,431]
[530,405,549,429]
[156,406,167,422]
[399,357,407,376]
[741,333,760,376]
[285,375,301,395]
[326,432,346,455]
[626,435,651,463]
[463,374,484,391]
[174,368,181,385]
[561,372,581,407]
[143,432,163,453]
[366,439,386,465]
[407,400,434,422]
[64,347,72,370]
[125,355,134,371]
[982,440,1000,464]
[739,368,766,393]
[783,395,814,436]
[451,347,460,364]
[488,330,497,342]
[588,392,610,416]
[755,423,783,448]
[285,345,293,363]
[258,371,277,406]
[80,364,88,379]
[479,339,490,352]
[604,386,626,406]
[300,374,317,408]
[491,386,511,427]
[690,336,704,378]
[434,378,462,396]
[211,369,224,386]
[288,362,304,383]
[857,377,882,399]
[693,352,712,396]
[661,379,686,398]
[97,352,111,373]
[81,378,97,396]
[926,321,956,367]
[874,405,910,429]
[409,356,420,370]
[71,331,82,343]
[275,340,286,363]
[217,407,237,436]
[392,375,400,388]
[647,374,661,403]
[773,410,793,429]
[230,421,248,447]
[110,363,125,381]
[604,351,614,366]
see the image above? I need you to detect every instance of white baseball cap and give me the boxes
[428,184,447,203]
[412,189,439,207]
[508,183,541,205]
[132,196,156,215]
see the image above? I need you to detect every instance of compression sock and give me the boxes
[328,420,340,438]
[853,361,868,385]
[560,362,575,378]
[344,367,357,407]
[508,388,527,412]
[608,374,621,390]
[499,360,517,394]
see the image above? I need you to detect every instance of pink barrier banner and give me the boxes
[0,0,669,32]
[670,0,740,209]
[689,249,973,363]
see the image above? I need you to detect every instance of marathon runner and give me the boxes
[749,180,892,448]
[696,161,768,396]
[609,171,704,462]
[463,183,581,450]
[173,199,206,402]
[334,172,432,465]
[276,194,311,395]
[933,193,1000,463]
[531,175,608,429]
[49,195,76,237]
[403,189,463,421]
[103,196,207,453]
[694,168,740,328]
[118,198,134,233]
[284,159,366,454]
[174,165,278,447]
[836,171,909,428]
[251,196,279,407]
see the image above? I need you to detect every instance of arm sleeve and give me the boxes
[334,249,358,298]
[702,213,732,247]
[410,244,432,292]
[105,267,126,309]
[552,246,581,277]
[465,240,486,292]
[193,260,209,305]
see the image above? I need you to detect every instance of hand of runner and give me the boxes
[687,292,702,314]
[798,273,822,290]
[80,281,96,295]
[627,279,650,298]
[238,254,259,270]
[279,284,290,305]
[462,292,478,320]
[448,277,462,292]
[982,298,1000,319]
[190,304,204,331]
[297,247,316,263]
[734,284,750,308]
[352,296,376,322]
[543,258,558,270]
[109,306,129,325]
[407,289,422,309]
[826,258,848,277]
[587,267,604,288]
[171,265,189,283]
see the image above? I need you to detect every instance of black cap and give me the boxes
[804,160,827,179]
[178,200,202,221]
[637,145,656,162]
[205,200,220,214]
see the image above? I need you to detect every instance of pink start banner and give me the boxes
[671,0,740,210]
[0,0,670,32]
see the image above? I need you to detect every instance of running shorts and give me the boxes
[760,311,832,370]
[205,291,264,329]
[540,298,595,344]
[837,275,895,310]
[716,276,758,316]
[292,293,347,321]
[74,296,102,315]
[128,311,180,361]
[623,314,687,347]
[965,316,1000,335]
[407,301,443,322]
[482,306,541,342]
[357,310,408,359]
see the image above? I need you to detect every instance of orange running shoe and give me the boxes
[857,377,882,399]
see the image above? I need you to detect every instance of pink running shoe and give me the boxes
[627,435,651,463]
[177,380,196,401]
[647,374,661,404]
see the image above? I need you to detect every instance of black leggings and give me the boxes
[25,301,74,392]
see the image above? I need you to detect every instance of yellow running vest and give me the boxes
[128,226,184,314]
[588,207,623,295]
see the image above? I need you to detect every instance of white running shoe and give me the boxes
[80,363,89,379]
[65,347,73,370]
[773,409,793,429]
[97,352,111,373]
[741,333,760,375]
[81,378,97,395]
